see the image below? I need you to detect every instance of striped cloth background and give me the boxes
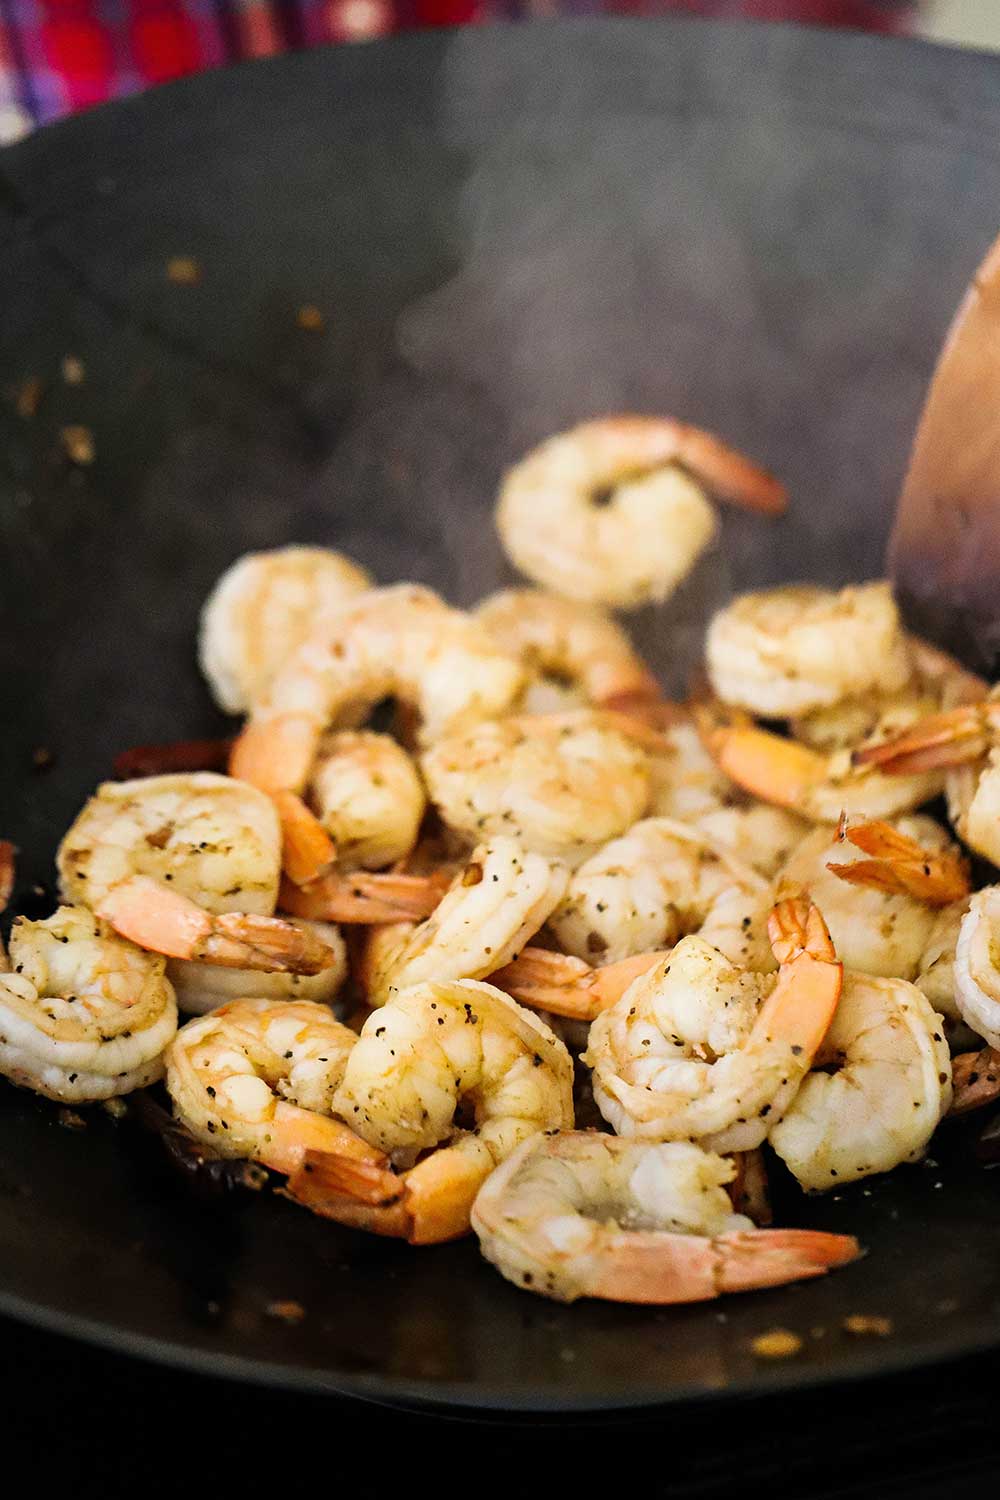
[0,1,913,128]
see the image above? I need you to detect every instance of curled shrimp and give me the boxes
[307,730,425,871]
[283,979,574,1243]
[420,710,651,865]
[953,887,1000,1051]
[547,816,774,970]
[0,906,177,1102]
[166,998,373,1175]
[696,701,943,823]
[769,972,951,1189]
[198,545,373,714]
[705,582,912,718]
[495,416,786,609]
[57,773,337,974]
[584,899,843,1153]
[471,1134,859,1305]
[776,815,968,983]
[474,589,660,711]
[360,838,567,1007]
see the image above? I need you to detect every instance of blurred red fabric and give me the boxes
[0,1,915,126]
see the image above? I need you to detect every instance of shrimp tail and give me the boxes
[852,705,991,774]
[826,819,970,906]
[588,1227,860,1304]
[287,1144,488,1244]
[272,790,337,886]
[229,713,317,795]
[278,869,451,924]
[694,706,826,810]
[490,946,669,1021]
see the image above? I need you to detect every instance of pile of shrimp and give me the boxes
[7,414,1000,1309]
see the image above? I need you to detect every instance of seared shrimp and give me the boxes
[548,816,773,970]
[307,730,426,871]
[584,900,842,1152]
[706,582,912,718]
[284,979,574,1243]
[496,417,786,609]
[471,1133,859,1304]
[361,839,567,1008]
[57,773,337,974]
[167,919,347,1015]
[474,589,659,710]
[420,711,651,865]
[769,972,951,1189]
[776,816,967,982]
[199,545,373,714]
[230,583,523,791]
[0,906,177,1102]
[953,887,1000,1050]
[166,998,372,1175]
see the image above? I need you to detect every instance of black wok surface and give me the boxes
[2,18,1000,1410]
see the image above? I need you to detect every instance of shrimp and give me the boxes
[198,545,372,714]
[776,816,967,982]
[166,998,373,1175]
[307,730,425,871]
[474,589,660,711]
[490,947,670,1022]
[471,1134,859,1304]
[230,583,524,793]
[584,899,843,1153]
[361,839,568,1008]
[645,719,808,876]
[495,417,786,609]
[57,773,338,974]
[769,972,951,1189]
[705,582,912,718]
[278,866,453,926]
[420,711,651,865]
[167,919,347,1015]
[952,887,1000,1051]
[696,701,944,823]
[914,899,979,1050]
[853,691,1000,865]
[547,816,774,970]
[0,906,177,1102]
[283,979,574,1243]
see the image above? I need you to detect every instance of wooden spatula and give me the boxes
[889,232,1000,673]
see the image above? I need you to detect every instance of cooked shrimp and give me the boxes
[854,691,1000,864]
[420,711,651,865]
[361,839,567,1008]
[584,899,842,1153]
[278,866,453,925]
[307,730,425,871]
[769,972,951,1189]
[230,583,523,793]
[283,979,574,1243]
[57,773,337,973]
[496,417,786,609]
[490,947,670,1022]
[706,582,912,718]
[474,589,660,710]
[952,887,1000,1051]
[548,816,774,970]
[167,919,347,1015]
[697,702,943,823]
[0,906,177,1102]
[166,998,373,1174]
[913,899,979,1050]
[776,816,966,982]
[471,1134,859,1304]
[644,719,807,876]
[198,545,372,714]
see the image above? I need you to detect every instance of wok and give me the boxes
[2,18,1000,1411]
